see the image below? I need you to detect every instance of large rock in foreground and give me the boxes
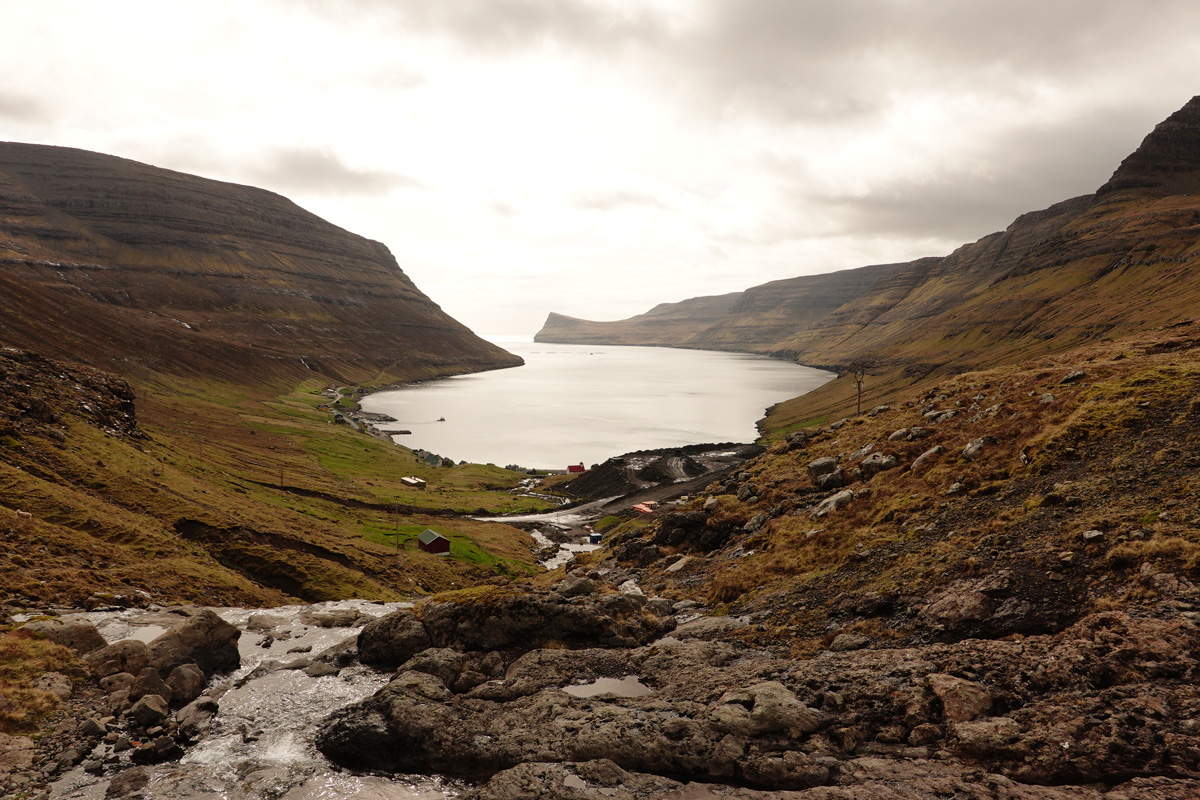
[85,608,239,679]
[319,611,1200,794]
[357,588,676,668]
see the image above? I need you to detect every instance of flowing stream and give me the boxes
[47,601,467,800]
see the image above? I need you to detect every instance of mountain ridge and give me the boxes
[537,97,1200,430]
[0,141,520,388]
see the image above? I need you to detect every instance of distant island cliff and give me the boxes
[535,263,898,353]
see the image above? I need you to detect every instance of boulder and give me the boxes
[99,672,135,693]
[928,673,992,722]
[130,734,183,765]
[245,613,286,632]
[962,437,993,460]
[166,663,207,706]
[106,688,132,717]
[811,489,854,519]
[127,693,169,728]
[847,442,875,461]
[911,445,944,471]
[398,647,466,688]
[744,513,767,532]
[305,662,341,677]
[104,765,151,798]
[711,681,825,738]
[19,618,106,654]
[918,584,992,631]
[359,590,674,669]
[828,633,870,652]
[129,667,173,704]
[556,575,596,596]
[359,611,433,666]
[84,639,149,679]
[859,452,898,478]
[299,608,362,628]
[806,456,838,482]
[145,609,240,677]
[815,468,847,490]
[176,696,219,739]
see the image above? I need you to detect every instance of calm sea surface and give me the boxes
[360,338,834,470]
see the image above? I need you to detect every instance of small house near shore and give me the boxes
[401,476,427,490]
[567,463,586,474]
[417,529,450,555]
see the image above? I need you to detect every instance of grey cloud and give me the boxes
[0,90,50,122]
[573,189,665,212]
[245,146,423,196]
[299,0,1200,127]
[295,0,665,54]
[670,0,1200,124]
[806,103,1163,242]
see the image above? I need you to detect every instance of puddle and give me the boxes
[562,676,652,698]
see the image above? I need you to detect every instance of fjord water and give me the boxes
[361,339,833,470]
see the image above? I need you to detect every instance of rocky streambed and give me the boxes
[11,572,1200,800]
[13,601,466,800]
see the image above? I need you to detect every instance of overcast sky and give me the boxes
[3,1,1200,334]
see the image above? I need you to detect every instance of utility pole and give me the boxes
[854,369,866,416]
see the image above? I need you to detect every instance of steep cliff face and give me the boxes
[534,263,899,351]
[686,263,900,351]
[0,142,520,385]
[769,194,1099,368]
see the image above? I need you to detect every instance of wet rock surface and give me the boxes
[317,605,1200,797]
[358,587,675,668]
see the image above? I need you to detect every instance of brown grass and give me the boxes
[0,633,81,733]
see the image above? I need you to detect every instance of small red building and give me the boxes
[567,463,586,474]
[417,529,450,555]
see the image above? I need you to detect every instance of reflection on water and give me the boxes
[361,340,832,470]
[562,676,653,698]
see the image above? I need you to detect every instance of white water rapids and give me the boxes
[47,601,468,800]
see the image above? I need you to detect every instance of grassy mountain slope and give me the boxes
[541,98,1200,438]
[0,142,521,387]
[601,319,1200,650]
[764,98,1200,430]
[0,144,543,609]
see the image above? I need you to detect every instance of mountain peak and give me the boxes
[1098,95,1200,195]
